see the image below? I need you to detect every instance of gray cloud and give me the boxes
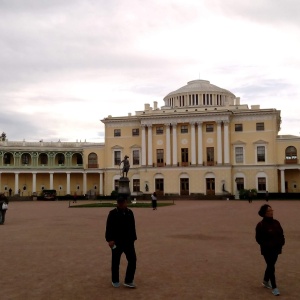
[207,0,300,27]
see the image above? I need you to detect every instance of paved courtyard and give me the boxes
[1,200,300,300]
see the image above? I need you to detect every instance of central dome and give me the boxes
[164,79,235,98]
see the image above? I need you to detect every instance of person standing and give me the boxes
[265,191,269,202]
[151,192,157,210]
[248,190,253,203]
[105,197,137,288]
[255,204,285,296]
[0,194,9,225]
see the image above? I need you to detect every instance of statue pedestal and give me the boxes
[118,177,131,199]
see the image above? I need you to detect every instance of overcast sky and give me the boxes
[1,0,300,142]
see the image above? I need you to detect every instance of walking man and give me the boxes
[105,197,137,288]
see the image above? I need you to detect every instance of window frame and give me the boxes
[181,125,188,134]
[256,122,265,131]
[257,146,266,162]
[235,124,243,132]
[206,124,214,132]
[132,128,139,136]
[235,146,244,163]
[114,129,121,137]
[156,126,164,135]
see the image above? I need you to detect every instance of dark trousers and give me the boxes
[263,253,278,289]
[111,242,136,283]
[152,200,157,209]
[0,210,6,224]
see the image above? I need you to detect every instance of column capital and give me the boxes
[216,120,222,125]
[164,123,171,128]
[223,120,229,125]
[171,122,177,127]
[196,121,203,126]
[190,121,196,126]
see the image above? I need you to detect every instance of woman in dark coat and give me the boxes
[0,194,9,225]
[255,204,285,296]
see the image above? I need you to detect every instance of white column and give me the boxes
[217,121,222,164]
[15,172,19,195]
[280,169,285,193]
[99,172,103,195]
[83,172,87,195]
[191,122,196,165]
[172,123,177,166]
[66,172,71,194]
[147,125,153,166]
[197,122,203,165]
[141,125,146,166]
[32,172,37,193]
[165,124,171,165]
[224,121,230,164]
[49,172,54,189]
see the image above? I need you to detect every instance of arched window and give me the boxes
[285,146,297,163]
[21,153,30,165]
[88,153,98,168]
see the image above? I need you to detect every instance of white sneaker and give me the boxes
[124,282,136,288]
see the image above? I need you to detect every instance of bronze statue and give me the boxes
[120,155,130,178]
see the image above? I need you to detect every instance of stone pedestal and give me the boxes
[118,177,131,200]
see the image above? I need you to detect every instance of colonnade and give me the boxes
[141,121,230,166]
[0,171,104,195]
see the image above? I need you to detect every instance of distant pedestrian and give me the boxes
[73,192,77,203]
[256,204,285,296]
[265,191,269,202]
[9,188,12,196]
[151,192,157,210]
[248,190,253,203]
[0,194,9,225]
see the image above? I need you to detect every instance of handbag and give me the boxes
[2,202,8,210]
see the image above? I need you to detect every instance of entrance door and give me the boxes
[206,178,215,195]
[155,178,164,196]
[180,178,189,195]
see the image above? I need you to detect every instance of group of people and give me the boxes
[105,194,285,296]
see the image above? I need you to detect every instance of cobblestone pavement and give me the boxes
[1,200,300,300]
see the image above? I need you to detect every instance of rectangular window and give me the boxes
[235,124,243,132]
[257,146,265,162]
[258,177,266,191]
[235,147,244,163]
[114,151,121,165]
[181,125,188,133]
[133,179,140,192]
[156,126,164,134]
[114,129,121,137]
[132,150,139,165]
[256,123,264,131]
[206,124,214,132]
[236,177,244,191]
[207,147,214,164]
[132,128,139,136]
[181,148,189,163]
[157,149,164,165]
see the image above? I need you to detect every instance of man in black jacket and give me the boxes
[105,197,137,288]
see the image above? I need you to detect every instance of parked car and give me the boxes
[41,189,57,200]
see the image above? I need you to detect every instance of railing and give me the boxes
[285,158,298,164]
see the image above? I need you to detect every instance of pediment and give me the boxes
[253,140,268,144]
[111,145,124,149]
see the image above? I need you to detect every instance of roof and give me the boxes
[164,79,236,99]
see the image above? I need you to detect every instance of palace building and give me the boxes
[1,79,300,198]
